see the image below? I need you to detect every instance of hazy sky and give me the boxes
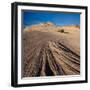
[22,10,80,28]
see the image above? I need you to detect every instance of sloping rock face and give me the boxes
[22,23,80,77]
[24,22,56,32]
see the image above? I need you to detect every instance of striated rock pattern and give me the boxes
[22,26,80,77]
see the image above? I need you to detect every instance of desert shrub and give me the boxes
[58,29,64,33]
[75,25,80,29]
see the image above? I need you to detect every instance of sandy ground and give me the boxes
[22,24,80,77]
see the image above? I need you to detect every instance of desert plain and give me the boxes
[22,22,80,77]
